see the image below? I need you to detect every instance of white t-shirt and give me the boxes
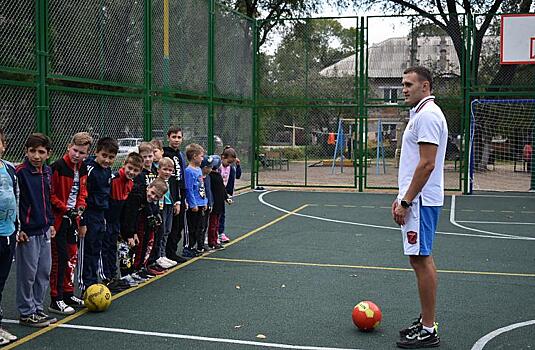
[398,96,448,206]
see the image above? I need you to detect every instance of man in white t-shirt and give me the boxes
[393,67,447,349]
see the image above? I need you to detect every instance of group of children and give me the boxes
[0,126,240,344]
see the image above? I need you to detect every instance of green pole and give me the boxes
[353,17,359,189]
[531,121,534,191]
[36,0,49,135]
[99,0,106,136]
[462,14,473,194]
[143,0,152,141]
[163,0,170,132]
[358,17,366,192]
[304,20,309,186]
[207,0,215,155]
[251,18,258,189]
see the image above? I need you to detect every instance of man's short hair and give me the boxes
[96,137,118,154]
[25,133,52,151]
[167,126,182,137]
[138,141,154,154]
[404,66,433,91]
[185,143,204,161]
[125,152,143,169]
[158,157,174,169]
[70,132,93,147]
[148,177,168,196]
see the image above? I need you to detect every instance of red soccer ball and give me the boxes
[352,300,382,331]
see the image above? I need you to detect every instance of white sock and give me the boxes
[422,324,435,334]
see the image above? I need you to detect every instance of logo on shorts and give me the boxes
[407,231,417,244]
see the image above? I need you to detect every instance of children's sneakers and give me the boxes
[49,300,75,315]
[19,313,50,328]
[396,326,440,348]
[220,233,230,243]
[399,316,422,337]
[182,247,198,258]
[64,295,85,308]
[156,257,175,269]
[36,311,57,324]
[0,327,17,342]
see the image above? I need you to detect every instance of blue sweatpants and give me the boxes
[102,220,120,281]
[80,210,106,290]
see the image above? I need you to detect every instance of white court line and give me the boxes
[457,220,535,225]
[469,194,535,198]
[258,191,535,241]
[449,196,515,238]
[2,320,362,350]
[471,320,535,350]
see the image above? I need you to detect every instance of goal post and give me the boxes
[469,99,535,193]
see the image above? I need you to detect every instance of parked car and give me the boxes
[117,137,143,156]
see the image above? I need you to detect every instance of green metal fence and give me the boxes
[0,0,254,189]
[1,4,533,192]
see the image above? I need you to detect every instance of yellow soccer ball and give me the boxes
[84,284,112,312]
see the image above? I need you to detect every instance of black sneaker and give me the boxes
[49,300,75,315]
[396,328,440,349]
[19,313,49,328]
[167,254,187,263]
[400,316,422,337]
[36,311,57,324]
[64,294,85,308]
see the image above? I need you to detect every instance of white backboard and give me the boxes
[501,14,535,64]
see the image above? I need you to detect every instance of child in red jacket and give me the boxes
[49,132,92,315]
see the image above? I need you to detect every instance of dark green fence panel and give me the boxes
[0,84,36,161]
[48,0,144,86]
[0,0,36,73]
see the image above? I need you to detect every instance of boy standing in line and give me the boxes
[183,143,207,257]
[151,157,178,270]
[49,132,92,315]
[16,133,56,327]
[207,156,226,250]
[0,128,19,343]
[102,152,143,293]
[79,137,118,292]
[150,139,164,169]
[163,127,187,263]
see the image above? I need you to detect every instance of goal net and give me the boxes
[469,99,534,192]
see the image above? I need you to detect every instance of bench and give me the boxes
[263,151,289,170]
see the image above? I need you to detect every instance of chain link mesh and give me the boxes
[152,0,209,94]
[214,105,252,188]
[215,5,253,99]
[0,84,36,161]
[49,91,144,160]
[48,0,144,84]
[152,99,209,150]
[0,0,36,71]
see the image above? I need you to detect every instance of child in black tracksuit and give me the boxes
[207,156,227,250]
[163,127,187,262]
[102,153,142,292]
[79,137,118,292]
[120,178,167,277]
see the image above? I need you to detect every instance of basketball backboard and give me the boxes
[500,14,535,64]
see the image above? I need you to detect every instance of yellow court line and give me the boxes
[6,204,308,349]
[201,257,535,278]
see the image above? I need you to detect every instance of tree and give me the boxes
[219,0,352,47]
[356,0,534,86]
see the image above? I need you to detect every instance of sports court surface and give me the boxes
[2,190,534,349]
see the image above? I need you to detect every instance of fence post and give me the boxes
[251,18,259,189]
[462,13,473,194]
[36,0,49,135]
[143,0,152,141]
[207,0,216,155]
[358,16,366,192]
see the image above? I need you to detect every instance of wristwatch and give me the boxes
[400,199,412,209]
